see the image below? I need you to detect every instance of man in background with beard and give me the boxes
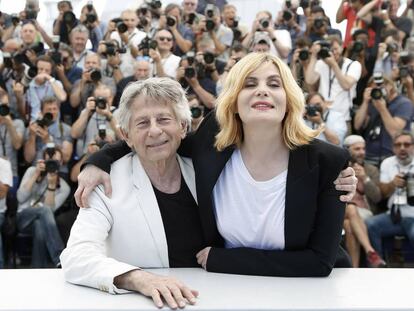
[366,131,414,261]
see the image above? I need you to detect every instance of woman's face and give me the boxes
[123,95,186,164]
[236,62,287,127]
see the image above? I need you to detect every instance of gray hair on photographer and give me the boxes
[117,77,191,134]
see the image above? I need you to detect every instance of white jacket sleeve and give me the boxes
[60,186,139,294]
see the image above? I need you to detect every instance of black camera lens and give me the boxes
[63,11,76,26]
[98,124,107,139]
[191,107,203,118]
[11,14,20,25]
[203,52,215,64]
[317,47,330,59]
[149,40,158,50]
[45,160,59,173]
[305,105,321,117]
[37,112,54,128]
[187,13,196,25]
[105,45,116,56]
[185,67,196,78]
[95,96,107,109]
[29,42,45,54]
[352,41,364,54]
[151,0,162,9]
[299,49,310,61]
[313,17,324,29]
[166,16,176,27]
[3,54,13,68]
[117,22,128,33]
[259,18,269,29]
[0,104,10,117]
[90,69,102,82]
[86,13,97,24]
[50,51,62,65]
[283,10,293,21]
[370,87,383,100]
[206,19,215,31]
[387,43,399,54]
[27,66,38,78]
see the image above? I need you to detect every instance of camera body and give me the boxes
[399,65,411,79]
[166,16,176,27]
[317,41,331,59]
[89,69,102,82]
[313,17,325,29]
[185,66,196,79]
[191,106,203,118]
[45,159,60,174]
[259,18,270,30]
[103,42,126,57]
[36,112,53,128]
[138,36,158,56]
[0,104,10,117]
[63,11,77,26]
[145,0,162,9]
[283,10,293,21]
[305,105,322,117]
[203,52,215,65]
[95,96,107,110]
[299,49,310,61]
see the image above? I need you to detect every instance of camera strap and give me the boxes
[30,184,48,208]
[0,127,7,157]
[328,59,353,100]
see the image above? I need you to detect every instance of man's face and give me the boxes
[349,142,366,164]
[84,55,100,71]
[71,32,88,53]
[35,60,52,84]
[393,134,414,164]
[183,0,198,14]
[58,1,72,13]
[135,61,150,80]
[253,43,270,53]
[122,11,138,31]
[331,41,343,62]
[168,7,182,24]
[308,94,327,112]
[21,24,37,45]
[389,0,400,18]
[42,102,59,122]
[223,6,237,25]
[155,30,174,52]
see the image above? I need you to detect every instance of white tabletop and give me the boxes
[0,268,413,310]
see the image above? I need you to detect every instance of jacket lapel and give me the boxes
[131,155,169,267]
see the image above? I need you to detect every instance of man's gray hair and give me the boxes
[118,78,191,134]
[70,24,90,37]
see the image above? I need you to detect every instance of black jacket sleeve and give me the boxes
[83,140,131,173]
[206,144,349,277]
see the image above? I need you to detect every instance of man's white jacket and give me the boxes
[60,153,197,294]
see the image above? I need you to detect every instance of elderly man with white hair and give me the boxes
[61,78,200,309]
[343,135,385,268]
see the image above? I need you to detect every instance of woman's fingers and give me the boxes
[158,286,178,309]
[168,284,186,308]
[150,289,164,309]
[181,286,197,304]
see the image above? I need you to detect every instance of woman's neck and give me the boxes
[240,124,289,181]
[140,156,182,193]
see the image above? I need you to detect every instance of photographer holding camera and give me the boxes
[398,52,414,104]
[97,40,124,84]
[290,37,313,91]
[159,4,194,56]
[354,74,413,164]
[53,1,79,45]
[109,10,146,76]
[17,147,69,268]
[373,31,401,79]
[71,85,120,157]
[69,24,93,70]
[79,2,104,51]
[196,4,233,62]
[242,11,291,62]
[305,35,361,127]
[70,53,116,112]
[304,92,347,146]
[366,131,414,261]
[222,4,248,44]
[26,55,67,122]
[0,91,24,192]
[24,96,73,177]
[150,29,181,78]
[306,6,342,43]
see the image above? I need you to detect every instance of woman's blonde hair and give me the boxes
[215,52,318,151]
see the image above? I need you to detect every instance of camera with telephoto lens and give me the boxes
[387,42,399,54]
[36,112,53,128]
[115,20,128,33]
[138,36,158,57]
[191,106,203,118]
[95,96,107,110]
[317,41,331,59]
[299,49,310,61]
[186,13,196,25]
[20,65,38,88]
[283,10,293,21]
[89,69,102,82]
[185,66,196,79]
[305,105,322,117]
[351,40,364,54]
[45,159,59,174]
[166,16,176,27]
[98,124,107,139]
[370,72,386,100]
[313,17,325,29]
[145,0,162,9]
[102,41,126,57]
[11,14,20,26]
[45,142,56,158]
[205,19,215,31]
[370,88,384,100]
[405,173,414,206]
[86,13,97,24]
[63,11,77,26]
[203,52,215,65]
[0,104,10,117]
[3,52,13,68]
[259,18,270,29]
[14,42,45,66]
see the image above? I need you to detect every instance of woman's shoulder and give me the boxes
[300,139,350,169]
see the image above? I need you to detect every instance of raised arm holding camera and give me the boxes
[150,29,181,78]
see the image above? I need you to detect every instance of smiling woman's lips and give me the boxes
[251,102,274,109]
[147,140,168,148]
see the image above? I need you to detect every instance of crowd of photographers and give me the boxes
[0,0,414,269]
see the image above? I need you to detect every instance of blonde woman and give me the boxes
[75,53,356,278]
